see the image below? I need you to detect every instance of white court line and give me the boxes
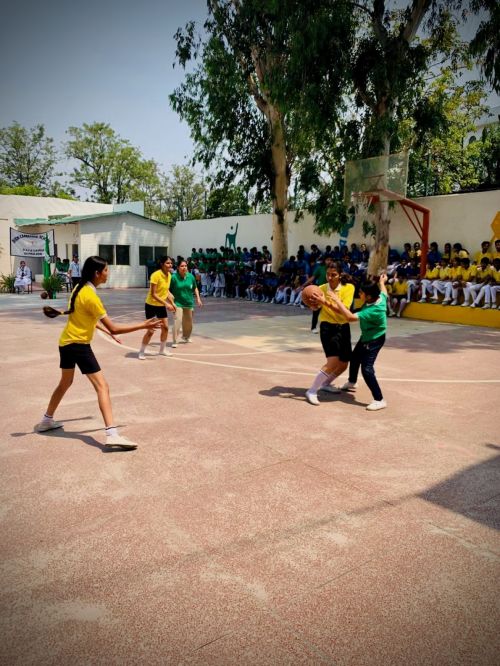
[97,332,500,383]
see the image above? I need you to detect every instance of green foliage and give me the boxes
[0,184,44,196]
[206,184,249,218]
[65,122,162,204]
[0,274,16,293]
[0,123,57,190]
[41,274,65,295]
[469,0,500,93]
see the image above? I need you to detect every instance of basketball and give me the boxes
[40,291,49,300]
[301,285,323,310]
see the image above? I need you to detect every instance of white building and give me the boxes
[1,195,172,287]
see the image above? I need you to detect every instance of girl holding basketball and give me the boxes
[305,262,355,405]
[36,256,161,449]
[321,274,389,411]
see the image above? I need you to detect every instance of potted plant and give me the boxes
[42,274,65,299]
[0,273,16,293]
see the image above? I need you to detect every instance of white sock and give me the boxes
[309,370,330,394]
[159,341,166,353]
[42,413,54,423]
[105,426,118,438]
[139,344,147,354]
[321,372,336,388]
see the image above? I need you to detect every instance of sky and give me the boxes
[0,0,208,179]
[1,0,498,189]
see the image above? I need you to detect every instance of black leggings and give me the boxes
[348,334,385,401]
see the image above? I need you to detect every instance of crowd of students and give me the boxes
[183,238,500,313]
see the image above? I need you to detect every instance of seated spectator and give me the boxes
[430,258,450,303]
[406,259,421,301]
[213,271,226,298]
[400,243,413,261]
[419,262,439,302]
[442,242,452,263]
[459,258,478,306]
[331,245,341,260]
[452,242,469,260]
[54,257,70,285]
[262,272,278,302]
[487,257,500,309]
[14,261,32,293]
[409,242,421,260]
[473,241,493,265]
[494,239,500,260]
[388,246,400,264]
[443,257,462,305]
[309,244,323,263]
[427,242,442,265]
[470,257,492,308]
[288,269,308,306]
[273,276,292,304]
[350,243,362,262]
[360,243,369,263]
[390,271,409,317]
[281,255,298,275]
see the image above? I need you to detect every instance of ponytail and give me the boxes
[63,256,107,315]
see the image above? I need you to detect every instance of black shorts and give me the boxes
[319,322,352,361]
[59,344,101,375]
[145,303,168,319]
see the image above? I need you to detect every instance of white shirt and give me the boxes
[69,261,81,278]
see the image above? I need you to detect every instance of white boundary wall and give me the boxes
[172,190,500,260]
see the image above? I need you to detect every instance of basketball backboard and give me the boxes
[344,152,409,206]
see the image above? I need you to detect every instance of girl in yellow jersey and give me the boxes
[304,262,355,405]
[138,256,176,359]
[35,256,160,449]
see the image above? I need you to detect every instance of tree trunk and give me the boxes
[368,199,390,277]
[269,107,289,272]
[368,136,391,277]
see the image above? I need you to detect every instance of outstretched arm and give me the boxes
[99,315,161,335]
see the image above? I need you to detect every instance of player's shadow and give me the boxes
[11,416,94,438]
[34,428,135,453]
[259,386,366,406]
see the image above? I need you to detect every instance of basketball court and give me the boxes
[1,290,499,664]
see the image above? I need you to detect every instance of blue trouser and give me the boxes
[348,334,385,401]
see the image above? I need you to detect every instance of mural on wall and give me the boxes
[224,223,239,251]
[338,213,356,250]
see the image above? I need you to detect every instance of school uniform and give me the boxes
[145,269,172,319]
[431,266,450,300]
[318,282,355,361]
[59,283,106,374]
[419,267,439,300]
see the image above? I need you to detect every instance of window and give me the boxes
[154,246,169,261]
[99,245,114,264]
[72,244,79,258]
[139,246,154,265]
[116,245,130,265]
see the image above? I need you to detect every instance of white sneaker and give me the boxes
[311,328,319,334]
[138,351,146,360]
[35,420,63,432]
[450,300,458,306]
[492,304,497,309]
[366,399,387,411]
[418,298,427,303]
[183,337,192,343]
[321,385,341,394]
[341,381,357,392]
[470,303,476,308]
[442,300,450,306]
[159,349,173,356]
[105,434,138,450]
[305,390,320,406]
[461,303,469,307]
[482,304,491,309]
[171,342,178,348]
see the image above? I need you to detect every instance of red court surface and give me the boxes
[1,290,499,665]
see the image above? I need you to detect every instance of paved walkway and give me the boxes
[1,291,499,664]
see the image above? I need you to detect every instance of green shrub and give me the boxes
[0,273,16,293]
[42,274,65,296]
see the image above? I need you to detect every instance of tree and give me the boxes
[469,0,500,93]
[0,122,57,190]
[65,122,152,203]
[205,184,249,217]
[170,0,354,271]
[162,165,206,222]
[407,71,489,196]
